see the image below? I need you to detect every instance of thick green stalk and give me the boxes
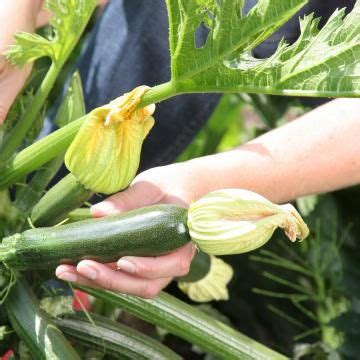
[140,81,178,106]
[15,70,87,228]
[31,173,92,227]
[0,116,84,190]
[0,63,60,164]
[77,286,288,360]
[56,312,182,360]
[5,277,80,359]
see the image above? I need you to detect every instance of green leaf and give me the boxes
[5,0,96,66]
[4,32,54,67]
[166,0,360,97]
[167,0,307,79]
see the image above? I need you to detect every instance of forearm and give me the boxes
[0,0,42,42]
[186,98,360,203]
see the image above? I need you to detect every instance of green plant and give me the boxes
[251,195,356,358]
[0,0,359,358]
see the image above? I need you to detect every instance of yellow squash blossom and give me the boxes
[65,86,155,194]
[188,189,309,255]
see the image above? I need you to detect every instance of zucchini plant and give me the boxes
[0,0,359,358]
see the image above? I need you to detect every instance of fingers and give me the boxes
[36,8,51,28]
[56,263,172,299]
[116,243,196,279]
[91,179,165,217]
[55,243,195,298]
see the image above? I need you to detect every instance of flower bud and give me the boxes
[187,189,309,255]
[65,86,155,194]
[178,255,233,302]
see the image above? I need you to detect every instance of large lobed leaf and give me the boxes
[166,0,360,97]
[5,0,96,66]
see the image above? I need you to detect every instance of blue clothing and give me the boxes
[77,0,356,170]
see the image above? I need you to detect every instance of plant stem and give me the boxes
[0,63,60,164]
[139,81,178,106]
[0,117,84,190]
[77,286,288,360]
[31,173,93,227]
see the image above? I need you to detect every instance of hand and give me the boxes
[0,0,44,124]
[56,163,201,298]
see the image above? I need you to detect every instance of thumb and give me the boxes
[91,179,165,217]
[0,61,32,124]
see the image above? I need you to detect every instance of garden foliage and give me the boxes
[0,0,359,358]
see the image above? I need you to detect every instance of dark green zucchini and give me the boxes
[56,312,182,360]
[179,251,211,282]
[4,277,80,359]
[0,205,190,270]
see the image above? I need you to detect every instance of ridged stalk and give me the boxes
[31,173,92,227]
[0,117,84,190]
[5,277,80,359]
[14,70,86,230]
[56,312,182,360]
[76,286,288,360]
[0,63,60,164]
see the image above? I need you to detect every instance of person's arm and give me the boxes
[184,98,360,204]
[55,98,360,298]
[0,0,44,124]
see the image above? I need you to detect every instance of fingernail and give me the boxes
[57,272,78,282]
[117,258,136,273]
[91,201,119,216]
[77,264,98,280]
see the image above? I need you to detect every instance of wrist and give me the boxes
[184,146,283,203]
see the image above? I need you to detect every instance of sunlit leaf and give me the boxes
[166,0,360,97]
[5,0,96,66]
